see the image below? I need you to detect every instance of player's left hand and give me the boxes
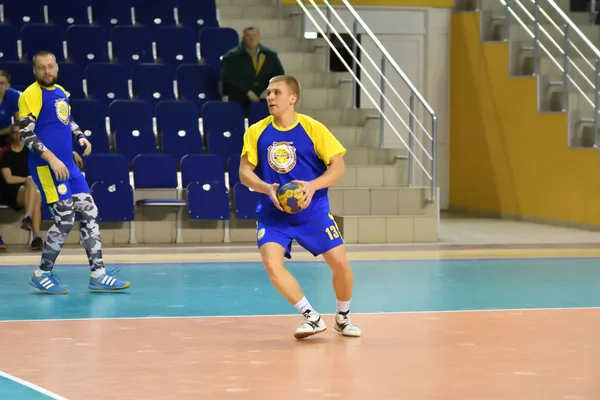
[292,180,316,209]
[78,137,92,156]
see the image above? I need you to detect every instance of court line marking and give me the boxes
[1,306,599,324]
[0,370,68,399]
[4,255,600,269]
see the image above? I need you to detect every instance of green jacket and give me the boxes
[222,43,285,98]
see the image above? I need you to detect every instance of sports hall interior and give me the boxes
[2,0,600,399]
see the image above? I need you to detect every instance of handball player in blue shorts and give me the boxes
[239,75,361,339]
[19,51,130,294]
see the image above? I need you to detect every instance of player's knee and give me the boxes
[262,256,286,277]
[324,247,350,272]
[50,199,76,230]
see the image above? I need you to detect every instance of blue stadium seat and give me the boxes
[180,154,224,188]
[134,1,176,33]
[233,183,260,220]
[109,100,155,161]
[110,26,153,72]
[90,181,135,222]
[0,62,32,91]
[156,100,203,162]
[202,101,245,135]
[90,0,135,28]
[132,154,178,189]
[47,0,91,30]
[66,25,110,67]
[133,154,185,207]
[0,25,18,62]
[86,63,129,106]
[176,0,218,31]
[248,101,270,125]
[2,0,46,30]
[84,153,129,186]
[21,24,65,62]
[69,99,109,157]
[131,64,175,108]
[176,64,220,111]
[57,63,85,99]
[155,27,197,69]
[187,181,230,220]
[227,155,240,189]
[202,102,245,162]
[199,27,239,76]
[207,128,244,164]
[109,99,152,131]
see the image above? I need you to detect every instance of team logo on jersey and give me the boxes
[267,141,297,174]
[55,98,69,125]
[257,228,265,240]
[57,184,67,195]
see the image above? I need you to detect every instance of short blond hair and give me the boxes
[269,75,301,103]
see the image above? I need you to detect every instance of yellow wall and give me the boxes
[450,12,600,225]
[280,0,454,7]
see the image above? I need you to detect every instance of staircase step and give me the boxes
[343,147,405,165]
[296,86,352,108]
[329,187,435,216]
[297,107,379,126]
[332,164,408,188]
[333,214,438,243]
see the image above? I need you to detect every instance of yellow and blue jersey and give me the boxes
[18,82,75,170]
[241,113,346,223]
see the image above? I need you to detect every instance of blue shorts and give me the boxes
[257,210,344,259]
[31,164,90,205]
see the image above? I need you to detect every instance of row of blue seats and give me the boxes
[0,0,218,31]
[76,153,257,222]
[70,100,270,162]
[0,24,239,76]
[1,62,223,110]
[85,153,241,190]
[77,180,258,222]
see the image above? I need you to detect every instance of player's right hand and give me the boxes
[267,183,284,212]
[50,158,69,182]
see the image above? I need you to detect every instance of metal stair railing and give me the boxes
[481,0,600,147]
[293,0,438,201]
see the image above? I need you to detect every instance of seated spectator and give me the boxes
[0,125,43,250]
[222,27,285,113]
[0,70,20,148]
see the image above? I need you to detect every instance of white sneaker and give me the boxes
[334,313,361,337]
[294,311,327,339]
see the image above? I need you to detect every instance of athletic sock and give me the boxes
[336,299,351,315]
[293,296,313,314]
[90,268,106,278]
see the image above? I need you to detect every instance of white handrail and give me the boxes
[340,0,437,116]
[542,0,600,58]
[321,0,434,142]
[295,0,438,195]
[308,1,432,157]
[496,0,600,147]
[295,0,433,179]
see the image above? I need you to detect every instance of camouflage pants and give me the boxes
[40,193,104,272]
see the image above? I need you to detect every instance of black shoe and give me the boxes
[20,216,32,232]
[30,236,43,251]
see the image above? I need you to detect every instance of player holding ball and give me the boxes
[239,75,361,340]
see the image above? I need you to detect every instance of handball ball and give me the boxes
[277,182,304,214]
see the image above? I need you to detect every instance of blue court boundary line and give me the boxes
[2,255,600,269]
[1,306,599,324]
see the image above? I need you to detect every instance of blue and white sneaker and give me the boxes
[29,271,68,295]
[89,268,130,291]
